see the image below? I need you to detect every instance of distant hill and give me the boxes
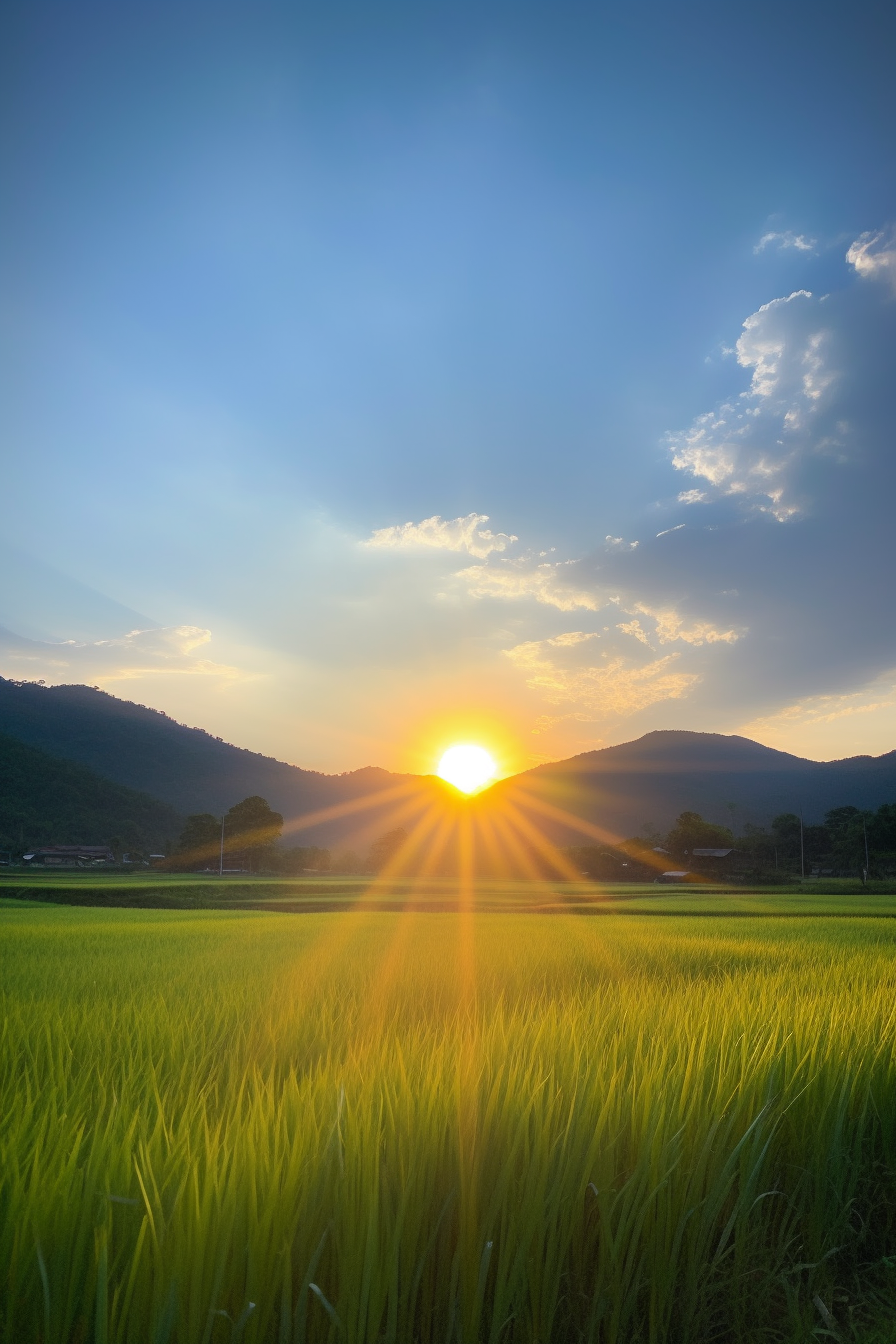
[493,730,896,843]
[1,680,894,852]
[0,732,183,853]
[0,679,442,849]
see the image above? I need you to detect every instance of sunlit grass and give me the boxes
[4,907,896,1341]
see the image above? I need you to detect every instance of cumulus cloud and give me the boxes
[365,513,517,559]
[349,228,893,753]
[846,229,896,294]
[456,560,601,611]
[667,228,895,521]
[562,227,896,739]
[754,230,817,254]
[667,290,839,518]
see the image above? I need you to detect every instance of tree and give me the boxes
[273,845,331,874]
[224,796,283,872]
[177,813,221,866]
[330,849,363,874]
[868,803,896,871]
[665,811,734,860]
[367,827,408,873]
[825,806,869,875]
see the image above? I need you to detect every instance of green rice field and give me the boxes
[4,900,896,1342]
[3,871,896,915]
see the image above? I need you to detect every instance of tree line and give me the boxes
[571,803,896,882]
[170,798,896,880]
[170,800,409,874]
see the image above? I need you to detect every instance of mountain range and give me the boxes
[1,676,895,851]
[490,731,896,846]
[0,730,182,853]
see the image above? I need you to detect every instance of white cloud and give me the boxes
[739,671,896,760]
[96,625,212,657]
[504,637,700,719]
[617,619,652,646]
[667,290,835,518]
[634,604,740,646]
[364,513,517,559]
[0,623,248,687]
[456,560,600,611]
[846,229,896,294]
[546,630,599,648]
[616,606,739,649]
[754,230,817,254]
[96,660,246,684]
[668,228,896,521]
[677,490,707,504]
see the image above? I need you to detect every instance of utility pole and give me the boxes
[863,815,870,885]
[799,809,805,881]
[219,814,225,877]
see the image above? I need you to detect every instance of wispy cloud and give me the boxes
[456,561,600,611]
[504,636,699,719]
[95,625,212,656]
[754,230,817,254]
[616,619,652,646]
[0,624,249,686]
[364,513,517,559]
[744,679,896,732]
[636,605,740,646]
[616,606,740,649]
[738,671,896,759]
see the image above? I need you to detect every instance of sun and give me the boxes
[437,744,497,794]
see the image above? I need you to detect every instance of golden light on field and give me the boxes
[437,744,497,794]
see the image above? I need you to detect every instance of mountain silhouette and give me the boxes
[0,678,439,849]
[1,679,894,848]
[0,730,182,852]
[496,730,896,842]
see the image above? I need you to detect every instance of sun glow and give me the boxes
[437,744,497,794]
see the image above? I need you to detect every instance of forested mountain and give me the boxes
[0,732,182,853]
[1,679,894,850]
[0,678,436,848]
[496,730,896,842]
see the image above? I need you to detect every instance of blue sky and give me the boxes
[2,0,895,773]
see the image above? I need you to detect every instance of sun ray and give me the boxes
[500,784,676,878]
[365,801,448,892]
[491,794,587,884]
[487,808,559,891]
[278,779,423,841]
